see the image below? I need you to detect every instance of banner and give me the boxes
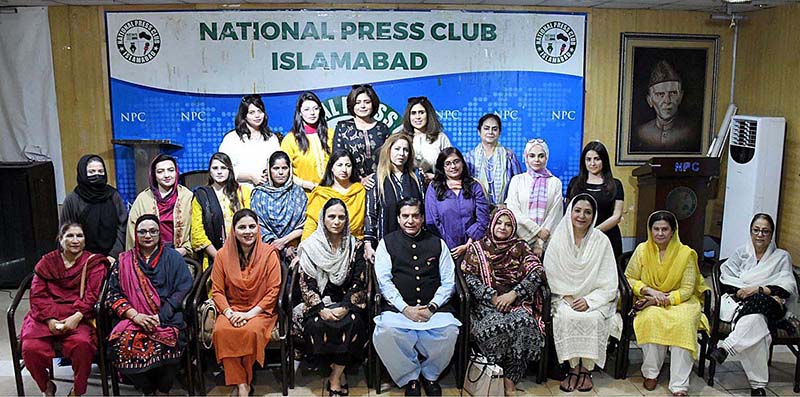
[106,10,586,202]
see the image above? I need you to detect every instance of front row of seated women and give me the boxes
[19,204,796,396]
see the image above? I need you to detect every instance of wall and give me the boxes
[734,4,800,260]
[49,3,738,239]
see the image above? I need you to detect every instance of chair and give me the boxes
[285,259,374,390]
[369,265,470,393]
[706,260,800,392]
[102,256,202,396]
[7,272,111,396]
[180,170,209,191]
[189,258,291,396]
[616,251,711,379]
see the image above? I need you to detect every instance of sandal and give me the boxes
[559,373,579,392]
[326,381,344,397]
[672,392,688,396]
[577,371,593,392]
[339,383,349,396]
[44,381,57,397]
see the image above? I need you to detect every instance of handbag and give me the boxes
[719,293,741,323]
[197,298,217,350]
[463,351,504,397]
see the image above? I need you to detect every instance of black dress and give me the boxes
[567,177,624,258]
[333,119,391,179]
[298,243,368,367]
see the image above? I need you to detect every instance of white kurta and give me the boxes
[412,132,452,174]
[505,173,563,245]
[218,130,281,187]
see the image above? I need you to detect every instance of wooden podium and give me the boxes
[112,139,183,194]
[632,157,720,259]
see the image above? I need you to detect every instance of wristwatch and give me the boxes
[427,302,438,313]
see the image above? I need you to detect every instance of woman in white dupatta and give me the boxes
[544,193,620,393]
[709,213,798,396]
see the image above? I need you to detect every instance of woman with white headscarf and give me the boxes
[506,138,563,256]
[544,194,620,393]
[708,213,798,397]
[296,198,368,397]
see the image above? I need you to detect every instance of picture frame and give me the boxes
[615,33,720,165]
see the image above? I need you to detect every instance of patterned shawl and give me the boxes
[525,140,554,225]
[470,143,509,205]
[252,157,308,243]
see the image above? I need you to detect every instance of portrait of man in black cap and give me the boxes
[632,60,702,153]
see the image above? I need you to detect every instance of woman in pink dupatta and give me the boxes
[21,222,108,397]
[462,208,546,396]
[106,214,193,395]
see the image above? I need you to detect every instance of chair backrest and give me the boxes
[181,170,208,191]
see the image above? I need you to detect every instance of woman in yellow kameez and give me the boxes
[191,152,251,270]
[625,210,709,397]
[302,150,366,241]
[280,91,335,194]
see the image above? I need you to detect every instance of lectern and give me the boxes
[112,139,183,193]
[632,157,720,259]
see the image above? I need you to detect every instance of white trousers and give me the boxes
[372,324,459,387]
[568,357,596,370]
[641,343,693,393]
[721,314,772,389]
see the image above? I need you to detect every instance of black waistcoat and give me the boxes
[382,229,455,314]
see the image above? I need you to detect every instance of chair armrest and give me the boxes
[181,257,203,313]
[277,260,289,339]
[7,273,35,350]
[539,282,552,325]
[454,266,469,319]
[710,261,723,334]
[617,265,633,318]
[191,265,214,322]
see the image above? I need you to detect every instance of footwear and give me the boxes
[559,373,579,393]
[44,381,57,397]
[751,388,767,396]
[249,384,254,397]
[577,371,593,392]
[404,380,421,396]
[421,378,442,396]
[339,383,349,396]
[672,392,688,396]
[709,347,729,364]
[643,377,658,391]
[326,381,344,397]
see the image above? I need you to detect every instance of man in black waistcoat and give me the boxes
[373,197,460,396]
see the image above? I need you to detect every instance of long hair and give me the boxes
[402,96,443,144]
[569,141,616,199]
[376,133,419,200]
[432,147,475,201]
[290,91,330,154]
[206,152,242,214]
[232,208,259,270]
[233,94,278,142]
[320,149,360,187]
[346,84,380,118]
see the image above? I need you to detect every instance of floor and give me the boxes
[3,288,799,396]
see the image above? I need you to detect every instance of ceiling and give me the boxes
[0,0,797,12]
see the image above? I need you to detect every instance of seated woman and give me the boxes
[462,208,545,396]
[464,113,522,206]
[211,209,282,397]
[191,152,252,270]
[127,154,193,256]
[625,211,709,397]
[544,194,620,393]
[302,150,366,241]
[107,214,193,395]
[251,151,307,260]
[364,133,424,262]
[708,213,797,396]
[505,139,563,257]
[296,198,368,396]
[425,147,490,261]
[60,154,127,260]
[21,222,108,397]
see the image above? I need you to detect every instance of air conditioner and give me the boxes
[719,115,786,260]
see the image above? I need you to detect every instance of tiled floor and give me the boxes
[2,288,799,396]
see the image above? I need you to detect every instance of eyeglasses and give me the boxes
[407,96,429,103]
[751,228,773,236]
[136,229,160,236]
[351,84,373,90]
[444,159,462,168]
[527,138,546,144]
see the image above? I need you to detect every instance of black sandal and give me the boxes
[577,371,593,392]
[559,373,579,392]
[326,381,344,397]
[339,383,349,396]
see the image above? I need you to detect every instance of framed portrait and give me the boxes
[615,33,720,165]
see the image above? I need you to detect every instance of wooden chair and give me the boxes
[369,265,470,393]
[706,260,800,392]
[616,251,711,379]
[7,272,111,396]
[189,258,291,396]
[101,256,202,396]
[180,170,209,191]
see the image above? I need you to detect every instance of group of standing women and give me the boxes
[18,82,795,397]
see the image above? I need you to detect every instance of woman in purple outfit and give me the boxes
[425,147,490,261]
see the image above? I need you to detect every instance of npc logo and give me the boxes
[116,19,161,64]
[535,21,577,64]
